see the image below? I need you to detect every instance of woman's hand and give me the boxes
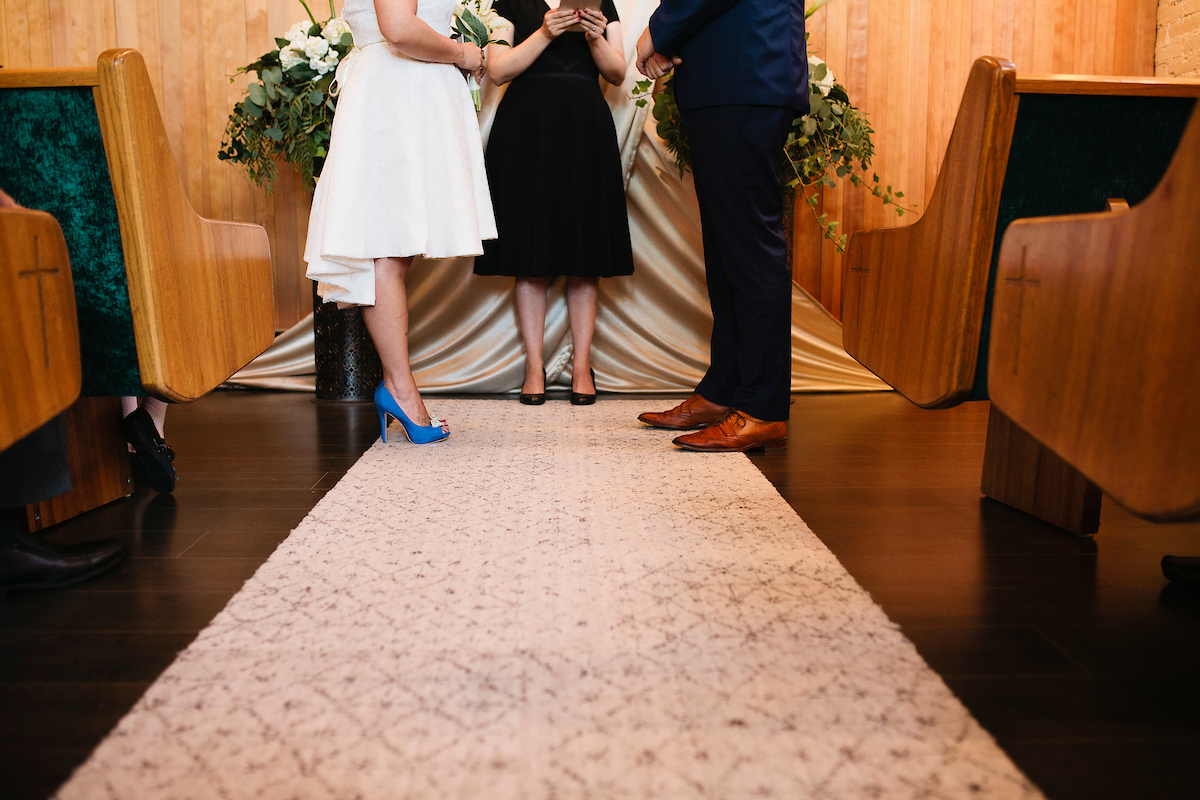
[539,8,577,40]
[579,8,608,42]
[456,41,485,79]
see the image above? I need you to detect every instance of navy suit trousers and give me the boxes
[684,105,794,422]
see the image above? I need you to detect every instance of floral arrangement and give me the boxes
[451,0,509,111]
[218,1,353,193]
[631,1,912,252]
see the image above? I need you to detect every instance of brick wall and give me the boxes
[1157,0,1200,76]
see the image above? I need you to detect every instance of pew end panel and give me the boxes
[0,209,81,452]
[988,104,1200,522]
[842,56,1019,409]
[96,49,275,403]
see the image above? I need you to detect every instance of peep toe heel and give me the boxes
[374,382,449,444]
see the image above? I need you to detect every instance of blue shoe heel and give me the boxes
[374,383,449,444]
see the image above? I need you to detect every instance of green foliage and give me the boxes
[218,6,351,194]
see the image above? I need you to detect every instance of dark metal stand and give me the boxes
[312,282,382,403]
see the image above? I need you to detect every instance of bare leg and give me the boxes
[566,276,598,393]
[515,277,549,393]
[361,257,433,426]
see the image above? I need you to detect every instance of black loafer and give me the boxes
[570,368,597,406]
[120,406,176,494]
[1,530,127,594]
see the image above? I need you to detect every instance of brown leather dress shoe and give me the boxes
[672,410,788,452]
[638,393,731,430]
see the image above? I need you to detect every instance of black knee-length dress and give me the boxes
[473,0,634,278]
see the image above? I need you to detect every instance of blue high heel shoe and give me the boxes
[374,382,449,444]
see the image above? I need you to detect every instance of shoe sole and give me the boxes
[638,419,711,431]
[673,439,789,453]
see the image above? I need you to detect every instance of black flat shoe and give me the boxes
[1,530,127,594]
[570,368,597,406]
[520,369,546,405]
[120,406,176,494]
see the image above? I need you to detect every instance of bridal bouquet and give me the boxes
[451,0,508,111]
[218,0,353,192]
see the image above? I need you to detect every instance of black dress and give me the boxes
[473,0,634,278]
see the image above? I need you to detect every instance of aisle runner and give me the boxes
[57,400,1042,799]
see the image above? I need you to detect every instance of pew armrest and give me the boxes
[96,49,274,403]
[842,56,1019,408]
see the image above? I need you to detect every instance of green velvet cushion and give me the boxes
[971,94,1196,400]
[0,86,142,397]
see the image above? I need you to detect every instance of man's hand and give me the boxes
[635,26,682,79]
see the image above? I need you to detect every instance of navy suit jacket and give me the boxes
[648,0,809,113]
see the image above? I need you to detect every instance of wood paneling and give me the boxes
[988,104,1200,521]
[0,208,81,451]
[796,0,1158,318]
[0,0,325,330]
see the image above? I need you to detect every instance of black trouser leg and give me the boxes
[683,104,795,421]
[686,130,739,407]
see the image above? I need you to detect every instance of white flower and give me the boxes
[285,21,312,44]
[809,55,836,96]
[313,52,339,75]
[280,45,306,71]
[303,35,330,61]
[322,18,351,44]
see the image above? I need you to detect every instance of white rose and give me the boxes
[322,18,351,45]
[808,55,835,96]
[285,21,312,44]
[280,45,305,71]
[314,52,339,75]
[303,35,330,61]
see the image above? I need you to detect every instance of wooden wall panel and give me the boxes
[0,0,325,330]
[797,0,1158,318]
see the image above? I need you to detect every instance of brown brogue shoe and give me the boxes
[672,410,788,452]
[638,393,731,430]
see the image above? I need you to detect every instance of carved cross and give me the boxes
[17,235,59,369]
[849,257,871,320]
[1004,247,1040,374]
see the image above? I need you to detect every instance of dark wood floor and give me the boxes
[3,390,1199,799]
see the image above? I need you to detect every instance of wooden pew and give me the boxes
[842,57,1200,534]
[0,209,80,452]
[988,103,1200,522]
[0,49,274,529]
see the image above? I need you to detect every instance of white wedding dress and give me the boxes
[305,0,497,306]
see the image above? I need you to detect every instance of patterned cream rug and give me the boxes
[56,399,1043,799]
